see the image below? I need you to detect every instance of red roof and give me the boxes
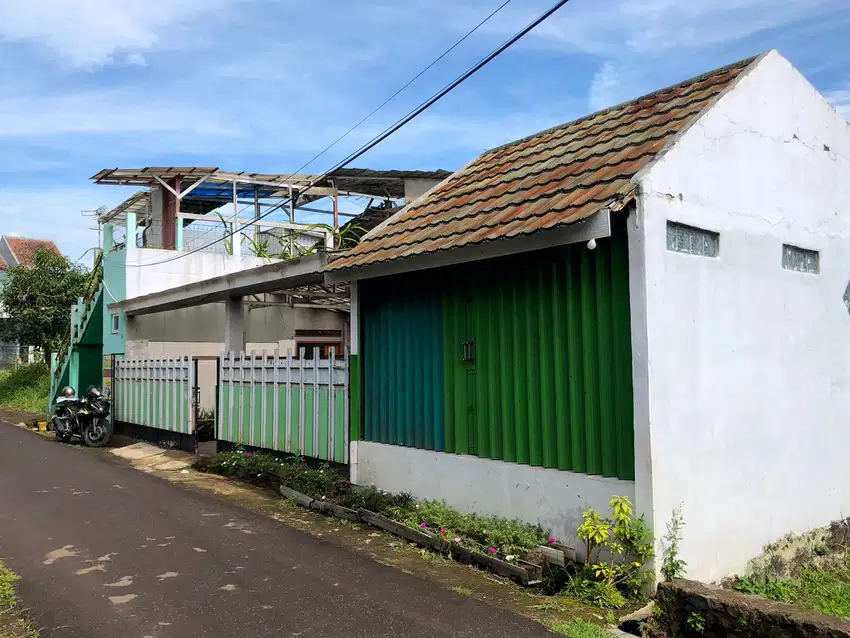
[4,236,62,267]
[326,54,760,273]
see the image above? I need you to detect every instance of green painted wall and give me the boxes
[78,345,103,393]
[361,273,445,451]
[102,225,127,356]
[359,222,635,480]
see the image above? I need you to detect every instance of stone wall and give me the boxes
[655,580,850,638]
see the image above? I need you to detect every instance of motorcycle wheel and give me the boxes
[83,419,110,448]
[56,431,72,444]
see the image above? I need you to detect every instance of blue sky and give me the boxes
[0,0,848,263]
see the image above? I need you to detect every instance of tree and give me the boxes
[0,247,89,361]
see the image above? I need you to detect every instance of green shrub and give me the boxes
[390,499,549,556]
[202,449,290,486]
[559,573,627,609]
[736,556,850,618]
[0,362,50,413]
[576,496,654,600]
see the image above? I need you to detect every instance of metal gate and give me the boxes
[113,356,196,449]
[218,349,348,463]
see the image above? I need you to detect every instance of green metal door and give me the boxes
[444,286,479,456]
[463,293,477,456]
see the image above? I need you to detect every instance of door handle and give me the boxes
[461,341,475,362]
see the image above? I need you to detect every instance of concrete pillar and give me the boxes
[224,296,245,354]
[103,224,114,252]
[162,177,180,250]
[126,212,137,257]
[349,281,360,483]
[148,188,164,248]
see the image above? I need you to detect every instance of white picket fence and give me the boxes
[113,357,195,434]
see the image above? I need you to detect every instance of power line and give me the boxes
[296,0,514,175]
[118,0,516,269]
[122,0,570,268]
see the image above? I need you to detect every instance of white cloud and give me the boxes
[588,62,620,112]
[125,53,147,67]
[0,89,239,138]
[491,0,846,56]
[0,0,245,67]
[0,186,112,261]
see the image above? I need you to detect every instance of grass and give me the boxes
[451,585,473,596]
[548,619,611,638]
[735,552,850,618]
[0,559,39,638]
[0,363,50,414]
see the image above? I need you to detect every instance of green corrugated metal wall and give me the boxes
[360,224,634,480]
[361,274,446,451]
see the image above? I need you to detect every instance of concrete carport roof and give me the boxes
[108,253,333,317]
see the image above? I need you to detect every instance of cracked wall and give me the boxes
[630,50,850,582]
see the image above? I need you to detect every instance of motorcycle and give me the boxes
[52,385,112,448]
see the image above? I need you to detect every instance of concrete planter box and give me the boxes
[276,486,543,586]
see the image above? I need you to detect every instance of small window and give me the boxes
[783,244,819,274]
[666,221,719,257]
[110,314,119,334]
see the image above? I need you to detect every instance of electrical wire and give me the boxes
[115,0,516,268]
[121,0,571,268]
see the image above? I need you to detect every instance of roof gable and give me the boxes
[3,236,62,267]
[327,54,762,274]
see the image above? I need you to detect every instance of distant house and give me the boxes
[327,50,850,582]
[0,236,61,270]
[0,235,62,365]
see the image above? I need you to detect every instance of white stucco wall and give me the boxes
[634,51,850,582]
[125,247,269,299]
[354,442,634,558]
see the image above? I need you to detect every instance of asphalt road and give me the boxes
[0,420,552,637]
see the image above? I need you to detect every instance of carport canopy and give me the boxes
[108,253,338,318]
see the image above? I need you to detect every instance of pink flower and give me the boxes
[440,528,447,534]
[489,548,497,554]
[420,523,428,528]
[454,537,461,543]
[244,452,253,457]
[548,537,556,544]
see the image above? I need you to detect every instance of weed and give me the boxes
[562,578,626,609]
[0,559,39,638]
[0,561,19,607]
[576,496,654,600]
[0,363,50,414]
[686,611,706,632]
[391,499,549,556]
[661,504,687,581]
[735,552,850,618]
[451,585,473,596]
[548,619,611,638]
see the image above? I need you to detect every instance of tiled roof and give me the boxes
[4,236,62,267]
[326,54,761,273]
